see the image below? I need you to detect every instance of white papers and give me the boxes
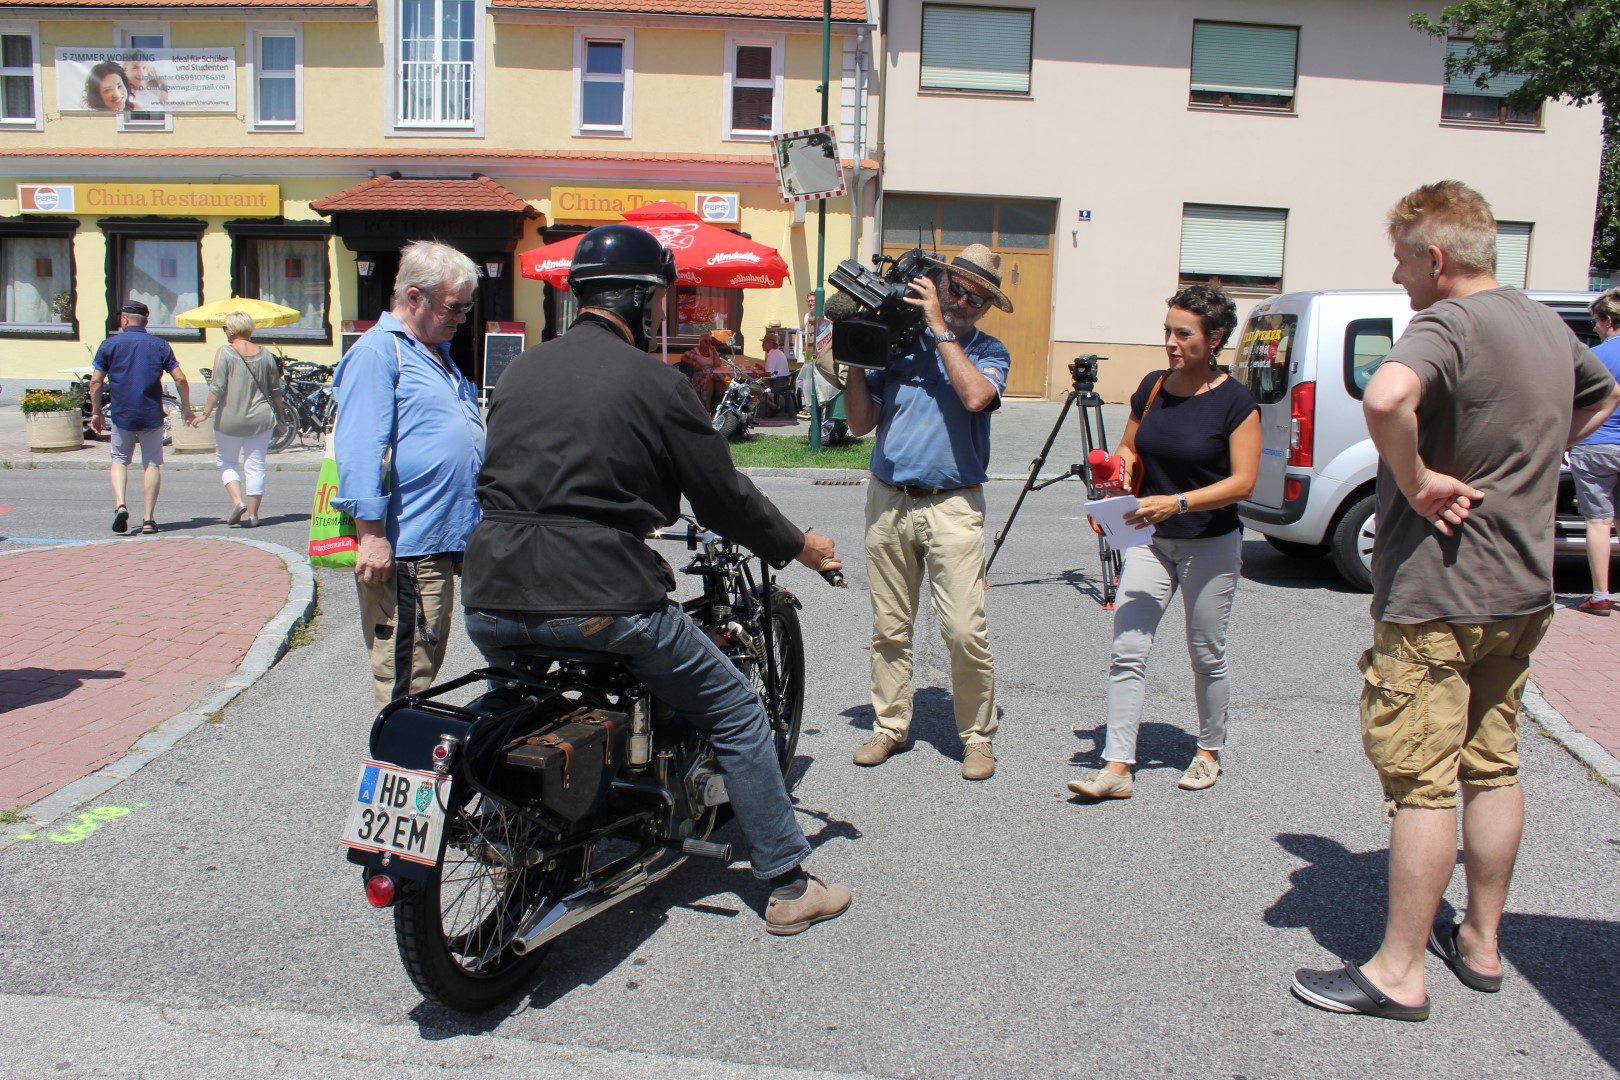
[1084,495,1155,549]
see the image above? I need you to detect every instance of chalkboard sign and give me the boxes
[339,320,376,359]
[483,332,526,399]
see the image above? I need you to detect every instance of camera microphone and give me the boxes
[822,292,860,323]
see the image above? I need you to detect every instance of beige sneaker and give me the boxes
[962,740,995,780]
[853,731,908,766]
[765,874,853,935]
[1178,756,1221,790]
[1067,769,1133,799]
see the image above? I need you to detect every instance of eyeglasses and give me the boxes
[947,277,991,311]
[414,288,473,317]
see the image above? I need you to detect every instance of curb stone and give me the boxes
[1522,679,1620,793]
[0,537,318,851]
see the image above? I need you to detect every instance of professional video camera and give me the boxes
[823,247,944,369]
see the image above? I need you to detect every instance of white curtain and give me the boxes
[255,237,326,330]
[2,236,70,326]
[123,239,199,327]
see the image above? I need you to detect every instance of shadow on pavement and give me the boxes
[0,667,123,713]
[1264,832,1618,1068]
[1239,540,1355,592]
[1068,721,1199,776]
[988,566,1115,608]
[839,688,977,763]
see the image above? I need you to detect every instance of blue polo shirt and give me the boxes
[92,326,179,431]
[1579,334,1620,445]
[331,313,485,558]
[865,328,1010,490]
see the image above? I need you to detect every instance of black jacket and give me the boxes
[461,315,805,615]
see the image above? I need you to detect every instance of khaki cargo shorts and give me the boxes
[1358,609,1553,810]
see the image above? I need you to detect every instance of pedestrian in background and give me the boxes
[331,240,485,709]
[190,310,283,528]
[843,245,1012,781]
[1067,284,1259,801]
[1569,286,1620,614]
[1290,181,1619,1023]
[87,300,194,535]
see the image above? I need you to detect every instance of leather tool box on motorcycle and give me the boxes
[495,708,628,822]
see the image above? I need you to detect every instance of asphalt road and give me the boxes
[0,470,1616,1078]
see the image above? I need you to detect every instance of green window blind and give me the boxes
[1180,205,1287,277]
[1496,222,1530,289]
[921,5,1032,94]
[1445,40,1532,98]
[1191,23,1297,97]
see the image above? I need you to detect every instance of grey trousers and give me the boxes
[1103,530,1242,765]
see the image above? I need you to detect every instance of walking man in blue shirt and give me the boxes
[332,241,485,708]
[87,300,194,534]
[842,244,1013,780]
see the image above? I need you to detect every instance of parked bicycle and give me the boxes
[72,370,180,446]
[268,355,337,452]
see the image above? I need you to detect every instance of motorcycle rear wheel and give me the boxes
[754,593,805,775]
[394,791,579,1012]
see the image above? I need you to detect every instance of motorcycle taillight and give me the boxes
[365,873,396,908]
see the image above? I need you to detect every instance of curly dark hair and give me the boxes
[1165,284,1238,360]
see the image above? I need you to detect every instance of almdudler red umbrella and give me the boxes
[518,201,789,289]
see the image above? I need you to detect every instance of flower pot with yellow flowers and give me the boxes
[20,387,85,451]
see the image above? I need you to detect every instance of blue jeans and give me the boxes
[464,602,811,879]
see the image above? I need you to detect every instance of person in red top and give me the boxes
[682,335,722,413]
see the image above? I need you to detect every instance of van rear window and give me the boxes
[1232,313,1297,404]
[1345,318,1394,398]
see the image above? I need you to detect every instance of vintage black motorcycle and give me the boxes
[711,359,768,441]
[340,518,838,1012]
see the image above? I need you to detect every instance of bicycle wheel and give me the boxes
[393,791,580,1013]
[160,396,180,446]
[751,590,805,775]
[269,401,296,452]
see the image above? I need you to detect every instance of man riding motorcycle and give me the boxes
[460,223,853,935]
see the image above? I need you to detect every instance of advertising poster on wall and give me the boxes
[55,48,237,113]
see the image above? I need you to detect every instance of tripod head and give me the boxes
[1069,353,1103,394]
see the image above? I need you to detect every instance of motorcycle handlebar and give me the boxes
[648,519,847,587]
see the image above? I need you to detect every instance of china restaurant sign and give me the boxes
[18,183,280,216]
[553,187,740,224]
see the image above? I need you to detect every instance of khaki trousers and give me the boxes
[357,553,456,710]
[864,480,996,743]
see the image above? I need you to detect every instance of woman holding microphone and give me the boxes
[1069,284,1260,799]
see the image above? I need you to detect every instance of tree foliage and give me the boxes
[1412,1,1620,267]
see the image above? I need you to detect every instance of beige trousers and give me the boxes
[357,553,456,710]
[864,480,996,744]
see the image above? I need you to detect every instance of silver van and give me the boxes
[1231,289,1602,591]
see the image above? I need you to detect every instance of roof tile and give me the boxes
[489,0,866,18]
[311,173,541,214]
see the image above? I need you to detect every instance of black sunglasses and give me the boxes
[947,277,991,311]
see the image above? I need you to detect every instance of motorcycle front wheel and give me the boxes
[715,410,745,441]
[754,591,805,775]
[394,790,581,1012]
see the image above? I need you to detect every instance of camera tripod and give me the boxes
[984,355,1126,608]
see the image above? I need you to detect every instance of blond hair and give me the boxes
[1386,181,1498,277]
[223,310,257,341]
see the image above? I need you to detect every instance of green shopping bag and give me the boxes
[308,438,357,568]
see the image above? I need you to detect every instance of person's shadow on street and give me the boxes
[1265,832,1620,1069]
[1066,720,1198,787]
[842,688,991,764]
[0,667,122,713]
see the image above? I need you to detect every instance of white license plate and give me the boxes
[338,759,447,867]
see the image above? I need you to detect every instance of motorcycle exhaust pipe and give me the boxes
[512,855,653,956]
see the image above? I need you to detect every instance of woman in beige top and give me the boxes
[189,311,284,527]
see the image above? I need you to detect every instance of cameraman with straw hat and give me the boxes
[842,244,1013,781]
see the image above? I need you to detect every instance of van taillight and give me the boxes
[1288,382,1315,467]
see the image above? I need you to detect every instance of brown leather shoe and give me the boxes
[962,740,995,780]
[1576,596,1612,616]
[853,731,908,766]
[765,874,852,935]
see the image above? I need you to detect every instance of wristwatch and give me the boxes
[935,330,958,345]
[1175,492,1189,515]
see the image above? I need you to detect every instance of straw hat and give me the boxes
[922,243,1014,313]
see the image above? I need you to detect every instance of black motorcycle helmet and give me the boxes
[568,224,678,350]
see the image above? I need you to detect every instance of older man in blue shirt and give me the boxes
[332,240,485,708]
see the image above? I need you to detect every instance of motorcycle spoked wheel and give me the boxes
[714,410,746,441]
[751,592,805,775]
[393,790,584,1012]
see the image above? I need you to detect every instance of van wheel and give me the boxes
[1330,494,1377,592]
[1265,537,1329,560]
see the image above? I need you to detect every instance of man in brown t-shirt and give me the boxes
[1292,182,1620,1023]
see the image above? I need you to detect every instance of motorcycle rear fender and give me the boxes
[368,698,476,772]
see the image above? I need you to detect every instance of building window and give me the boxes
[676,287,741,340]
[248,25,301,131]
[228,226,331,342]
[575,29,631,136]
[397,0,475,127]
[920,5,1032,95]
[1179,204,1287,293]
[0,225,75,336]
[1442,39,1540,126]
[1496,222,1531,288]
[117,24,172,132]
[725,33,781,139]
[882,194,1051,251]
[1190,22,1297,111]
[0,25,40,129]
[101,220,204,337]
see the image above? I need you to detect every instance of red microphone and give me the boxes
[1088,449,1129,492]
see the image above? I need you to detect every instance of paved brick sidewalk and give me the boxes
[0,538,292,806]
[1532,603,1619,762]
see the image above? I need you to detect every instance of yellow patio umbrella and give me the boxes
[173,296,303,329]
